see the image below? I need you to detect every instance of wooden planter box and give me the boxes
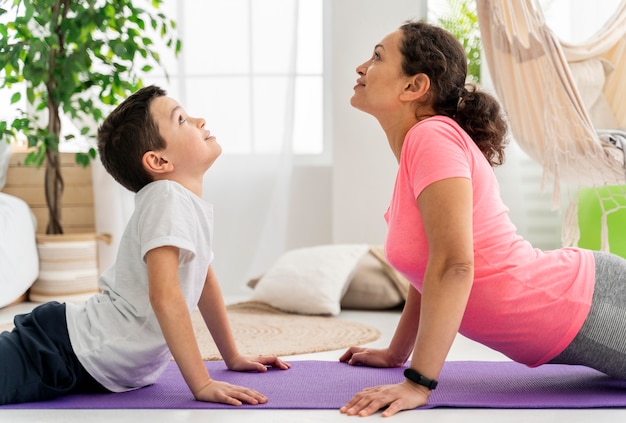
[0,147,95,234]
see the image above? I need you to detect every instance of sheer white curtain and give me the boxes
[94,0,301,297]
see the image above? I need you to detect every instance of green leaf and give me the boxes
[433,0,481,83]
[25,150,41,167]
[75,152,90,168]
[26,134,39,149]
[10,91,21,104]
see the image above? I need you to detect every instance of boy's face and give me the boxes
[149,95,222,178]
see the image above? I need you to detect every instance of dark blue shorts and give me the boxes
[0,301,108,405]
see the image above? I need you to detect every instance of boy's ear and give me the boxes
[142,150,173,174]
[400,73,430,101]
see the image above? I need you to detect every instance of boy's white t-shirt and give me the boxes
[66,180,214,392]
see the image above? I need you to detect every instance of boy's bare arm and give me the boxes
[146,246,270,405]
[196,265,240,365]
[146,246,213,394]
[197,266,291,371]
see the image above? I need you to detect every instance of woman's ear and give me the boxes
[401,73,430,101]
[142,150,173,174]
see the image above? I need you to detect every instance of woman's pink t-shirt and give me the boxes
[384,116,594,367]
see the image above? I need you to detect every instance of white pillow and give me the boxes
[250,244,369,315]
[0,141,11,191]
[0,193,39,308]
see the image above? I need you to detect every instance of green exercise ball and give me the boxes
[577,185,626,258]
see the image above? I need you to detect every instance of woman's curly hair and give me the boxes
[399,20,508,166]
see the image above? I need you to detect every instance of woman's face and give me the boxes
[351,30,411,117]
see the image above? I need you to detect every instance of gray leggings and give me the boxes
[548,251,626,379]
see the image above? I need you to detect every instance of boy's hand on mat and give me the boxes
[340,381,430,417]
[193,379,268,406]
[228,354,291,372]
[339,346,405,368]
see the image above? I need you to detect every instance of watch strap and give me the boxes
[403,368,438,390]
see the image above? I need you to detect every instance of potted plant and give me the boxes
[432,0,482,83]
[0,0,180,234]
[0,0,180,302]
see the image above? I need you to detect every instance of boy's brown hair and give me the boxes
[97,85,167,193]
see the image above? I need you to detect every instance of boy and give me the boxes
[0,85,290,406]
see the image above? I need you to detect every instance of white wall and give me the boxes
[330,0,427,245]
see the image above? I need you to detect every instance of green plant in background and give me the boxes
[432,0,482,83]
[0,0,181,234]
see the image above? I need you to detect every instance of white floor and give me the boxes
[2,299,626,422]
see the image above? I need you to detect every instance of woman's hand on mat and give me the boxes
[193,379,268,406]
[227,354,291,372]
[340,381,430,417]
[339,346,406,368]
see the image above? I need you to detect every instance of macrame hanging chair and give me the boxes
[476,0,626,252]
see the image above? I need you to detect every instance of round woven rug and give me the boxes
[194,301,381,360]
[0,301,381,361]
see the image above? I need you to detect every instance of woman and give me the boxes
[339,20,626,417]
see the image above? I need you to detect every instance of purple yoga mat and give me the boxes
[4,360,626,410]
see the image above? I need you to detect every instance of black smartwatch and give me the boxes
[403,368,438,390]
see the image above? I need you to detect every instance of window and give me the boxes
[146,0,326,158]
[1,0,326,158]
[539,0,623,42]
